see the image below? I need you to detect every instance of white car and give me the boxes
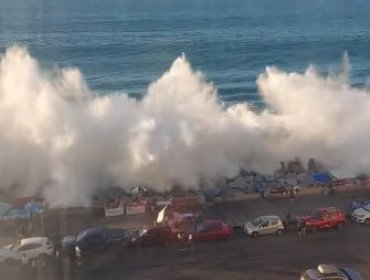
[244,215,284,237]
[351,203,370,225]
[0,237,54,264]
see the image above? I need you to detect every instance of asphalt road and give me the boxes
[2,220,369,280]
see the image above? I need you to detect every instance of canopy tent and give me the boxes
[130,185,149,195]
[297,173,315,186]
[0,202,12,216]
[313,172,332,184]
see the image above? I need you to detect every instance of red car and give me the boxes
[301,207,346,232]
[188,220,233,242]
[127,226,177,248]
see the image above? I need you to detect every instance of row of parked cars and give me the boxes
[0,203,368,279]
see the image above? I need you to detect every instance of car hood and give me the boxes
[0,245,13,257]
[301,216,314,222]
[353,208,367,216]
[61,235,76,249]
[244,222,256,230]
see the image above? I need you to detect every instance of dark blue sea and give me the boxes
[1,0,370,105]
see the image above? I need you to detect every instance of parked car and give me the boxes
[351,203,370,225]
[127,226,177,248]
[300,264,363,280]
[57,227,125,262]
[301,207,346,232]
[184,220,233,242]
[244,215,284,237]
[0,237,54,265]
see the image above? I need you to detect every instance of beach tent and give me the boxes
[297,173,315,186]
[130,185,148,195]
[312,172,332,184]
[0,202,12,216]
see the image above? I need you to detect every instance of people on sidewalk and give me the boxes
[297,218,306,239]
[259,188,265,200]
[283,212,291,230]
[289,189,295,204]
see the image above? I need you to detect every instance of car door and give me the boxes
[197,223,217,241]
[329,212,339,227]
[84,234,105,254]
[18,243,42,259]
[321,212,331,228]
[313,211,325,229]
[266,219,278,234]
[143,229,157,246]
[258,220,270,235]
[211,223,225,240]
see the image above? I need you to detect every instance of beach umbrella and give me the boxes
[313,172,332,184]
[130,185,148,194]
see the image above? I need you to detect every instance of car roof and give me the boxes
[304,265,342,279]
[203,220,224,226]
[305,268,322,279]
[317,207,339,212]
[318,264,340,275]
[260,215,281,220]
[77,227,104,239]
[21,237,48,246]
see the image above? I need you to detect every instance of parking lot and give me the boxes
[0,186,369,280]
[1,220,369,280]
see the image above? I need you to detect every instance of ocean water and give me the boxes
[1,0,370,105]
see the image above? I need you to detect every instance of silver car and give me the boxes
[300,264,363,280]
[244,215,284,238]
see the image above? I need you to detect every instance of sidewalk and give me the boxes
[0,185,368,247]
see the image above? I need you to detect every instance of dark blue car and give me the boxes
[57,227,126,262]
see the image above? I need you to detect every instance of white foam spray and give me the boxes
[0,46,368,207]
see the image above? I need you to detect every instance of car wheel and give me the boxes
[164,240,172,247]
[225,218,235,227]
[336,223,344,229]
[310,227,318,233]
[276,229,283,236]
[251,232,259,238]
[37,254,48,267]
[364,219,370,225]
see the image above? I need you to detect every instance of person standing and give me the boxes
[297,218,306,239]
[284,211,291,230]
[300,219,307,239]
[349,196,355,212]
[289,189,295,204]
[259,188,265,200]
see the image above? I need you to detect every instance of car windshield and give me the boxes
[300,272,311,280]
[10,242,21,251]
[363,204,370,212]
[196,223,206,232]
[252,218,262,227]
[310,211,321,219]
[138,228,148,237]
